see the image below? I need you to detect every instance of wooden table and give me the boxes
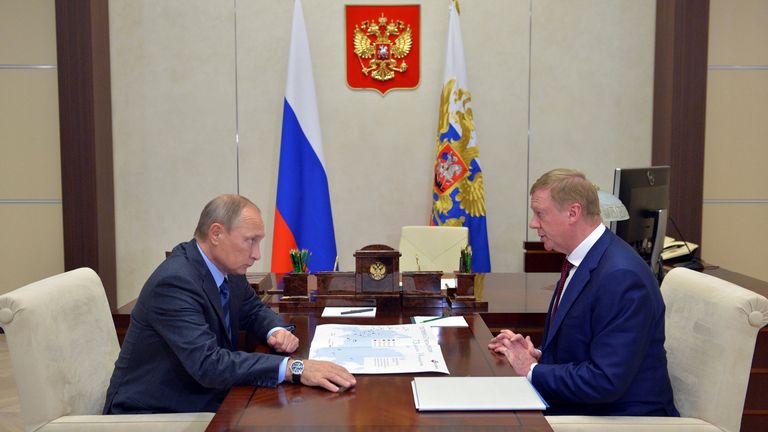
[205,313,553,431]
[112,270,767,430]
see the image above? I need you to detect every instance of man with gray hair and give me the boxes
[104,194,355,414]
[489,169,678,416]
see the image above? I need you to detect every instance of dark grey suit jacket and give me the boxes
[103,240,286,413]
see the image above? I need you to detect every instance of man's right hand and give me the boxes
[488,329,540,359]
[286,359,356,393]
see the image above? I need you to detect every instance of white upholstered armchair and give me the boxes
[399,226,468,273]
[546,267,768,432]
[0,268,213,432]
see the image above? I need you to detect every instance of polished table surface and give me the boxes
[205,313,553,432]
[113,270,768,431]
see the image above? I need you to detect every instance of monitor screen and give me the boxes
[609,166,670,276]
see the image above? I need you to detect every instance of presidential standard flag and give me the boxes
[272,0,337,273]
[431,0,491,272]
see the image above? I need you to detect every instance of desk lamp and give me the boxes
[597,190,629,224]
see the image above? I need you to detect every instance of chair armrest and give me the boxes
[545,415,721,432]
[40,412,215,432]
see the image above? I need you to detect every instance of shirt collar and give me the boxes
[196,242,226,288]
[567,223,606,267]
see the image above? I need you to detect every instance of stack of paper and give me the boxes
[411,377,547,411]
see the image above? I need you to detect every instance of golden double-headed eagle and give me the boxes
[432,79,486,226]
[353,14,413,81]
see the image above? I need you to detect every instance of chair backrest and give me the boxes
[661,267,768,432]
[0,268,120,431]
[398,226,468,273]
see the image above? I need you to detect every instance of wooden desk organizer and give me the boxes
[277,245,484,312]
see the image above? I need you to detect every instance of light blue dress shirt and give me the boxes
[196,243,290,382]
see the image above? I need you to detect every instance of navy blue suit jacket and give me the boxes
[103,240,286,413]
[533,229,679,416]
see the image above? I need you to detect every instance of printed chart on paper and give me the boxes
[308,324,449,374]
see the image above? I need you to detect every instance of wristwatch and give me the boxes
[289,359,304,384]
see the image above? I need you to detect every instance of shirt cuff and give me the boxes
[267,325,296,339]
[526,362,537,382]
[278,356,289,383]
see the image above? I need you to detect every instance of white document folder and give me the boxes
[411,377,547,411]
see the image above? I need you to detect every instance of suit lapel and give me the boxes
[542,229,612,350]
[182,240,234,348]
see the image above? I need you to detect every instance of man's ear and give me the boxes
[208,223,224,245]
[567,202,582,222]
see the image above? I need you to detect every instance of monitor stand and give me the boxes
[645,209,667,281]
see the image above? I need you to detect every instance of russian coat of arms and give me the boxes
[346,5,420,94]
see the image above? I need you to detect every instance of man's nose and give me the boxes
[251,244,261,261]
[529,218,539,229]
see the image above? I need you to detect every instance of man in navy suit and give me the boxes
[104,195,355,414]
[489,169,678,416]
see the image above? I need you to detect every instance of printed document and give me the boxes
[308,323,450,374]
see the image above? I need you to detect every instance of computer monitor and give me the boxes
[609,166,670,278]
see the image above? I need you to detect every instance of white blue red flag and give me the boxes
[272,0,337,273]
[431,0,491,272]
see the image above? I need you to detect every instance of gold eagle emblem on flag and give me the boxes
[432,79,486,226]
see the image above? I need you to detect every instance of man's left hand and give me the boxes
[494,337,537,376]
[268,329,298,353]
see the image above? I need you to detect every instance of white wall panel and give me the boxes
[528,0,655,241]
[111,0,656,303]
[110,0,239,304]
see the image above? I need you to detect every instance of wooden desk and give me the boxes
[205,313,552,431]
[112,270,767,430]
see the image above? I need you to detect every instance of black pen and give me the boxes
[340,308,375,315]
[421,315,449,323]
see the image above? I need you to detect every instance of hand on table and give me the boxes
[291,359,357,393]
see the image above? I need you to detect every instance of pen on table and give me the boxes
[340,308,375,315]
[421,315,450,323]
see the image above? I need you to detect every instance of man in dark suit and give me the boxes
[104,194,355,414]
[489,169,678,416]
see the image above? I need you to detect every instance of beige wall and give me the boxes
[0,0,63,295]
[702,0,768,281]
[109,0,656,306]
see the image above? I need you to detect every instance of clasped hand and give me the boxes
[488,329,541,376]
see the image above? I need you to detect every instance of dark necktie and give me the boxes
[550,259,574,323]
[219,278,232,341]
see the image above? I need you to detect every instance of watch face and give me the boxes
[290,360,304,384]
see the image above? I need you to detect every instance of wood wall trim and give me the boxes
[652,0,710,247]
[55,0,117,308]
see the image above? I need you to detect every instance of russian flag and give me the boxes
[272,0,337,273]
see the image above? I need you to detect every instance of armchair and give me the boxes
[545,267,768,432]
[398,226,468,273]
[0,268,213,431]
